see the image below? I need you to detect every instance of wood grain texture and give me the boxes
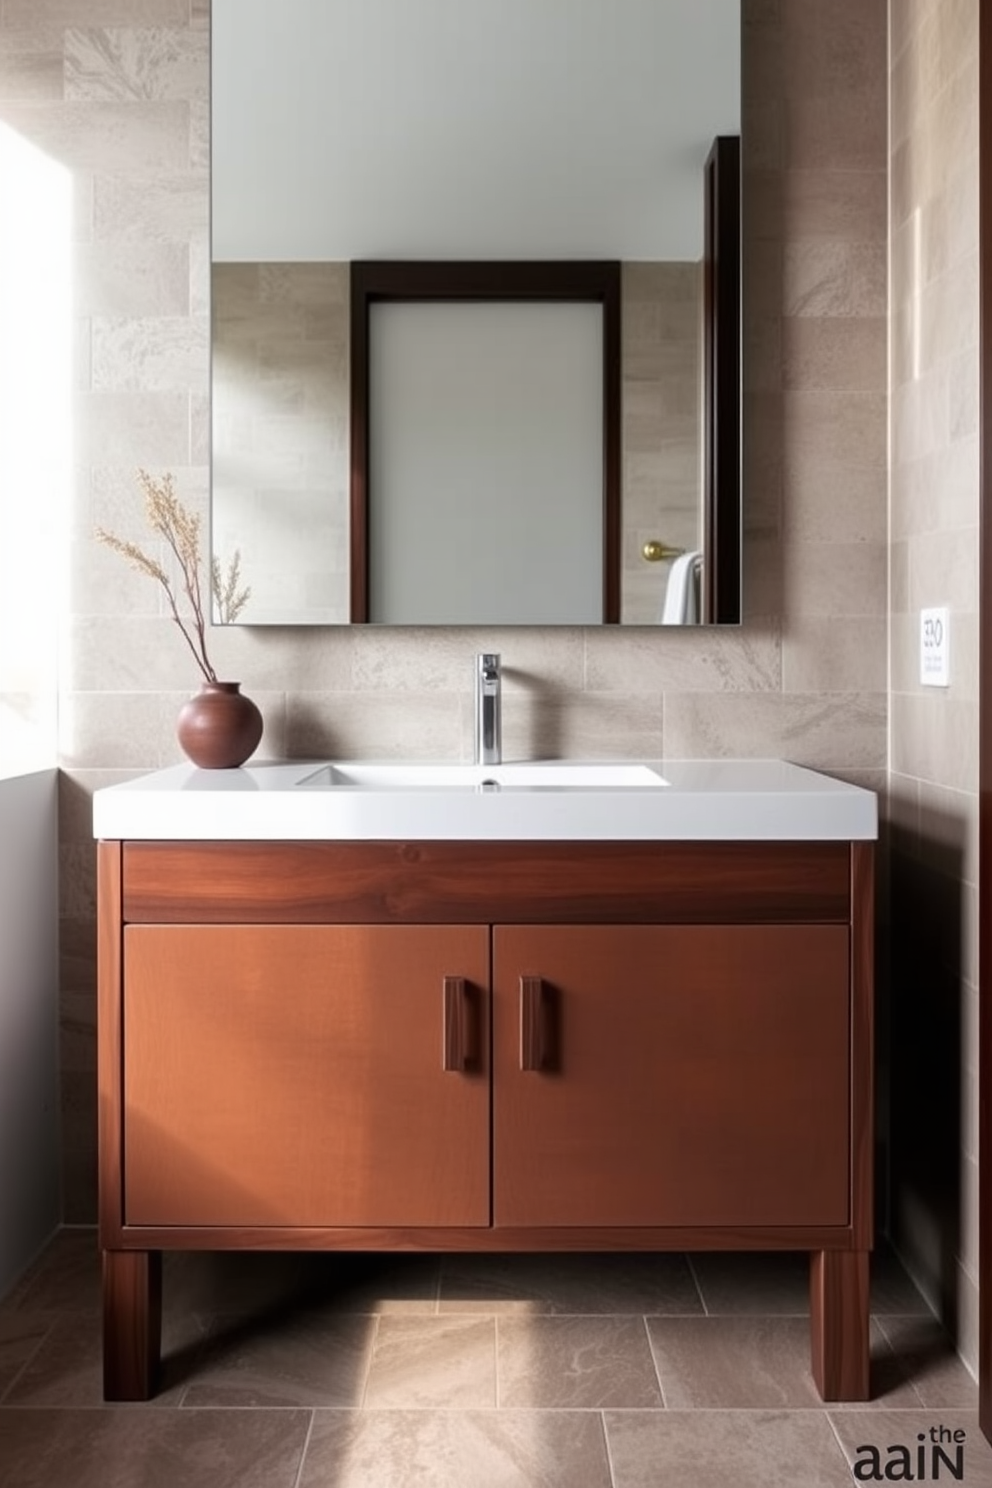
[97,841,125,1247]
[809,1248,870,1401]
[102,1248,161,1402]
[850,841,875,1250]
[493,924,851,1228]
[122,924,490,1228]
[121,840,852,925]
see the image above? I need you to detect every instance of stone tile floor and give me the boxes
[1,1230,991,1486]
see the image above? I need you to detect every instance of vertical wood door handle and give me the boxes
[442,976,468,1071]
[520,975,545,1071]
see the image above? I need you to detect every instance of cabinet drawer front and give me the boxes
[493,924,850,1229]
[123,924,490,1228]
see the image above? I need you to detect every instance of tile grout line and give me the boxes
[599,1408,620,1488]
[641,1313,667,1409]
[289,1407,317,1488]
[684,1255,709,1316]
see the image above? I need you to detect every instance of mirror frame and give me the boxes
[702,136,742,625]
[349,260,623,623]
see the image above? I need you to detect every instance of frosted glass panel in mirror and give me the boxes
[368,302,604,624]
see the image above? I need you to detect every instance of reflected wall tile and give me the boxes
[905,526,978,616]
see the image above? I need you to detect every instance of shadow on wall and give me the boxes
[887,819,966,1345]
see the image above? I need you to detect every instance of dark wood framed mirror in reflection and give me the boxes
[210,0,741,626]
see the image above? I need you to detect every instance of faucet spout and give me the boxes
[474,653,502,766]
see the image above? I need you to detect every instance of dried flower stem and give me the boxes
[96,470,250,683]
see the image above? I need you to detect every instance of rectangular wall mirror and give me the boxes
[210,0,742,626]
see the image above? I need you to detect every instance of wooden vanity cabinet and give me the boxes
[97,837,874,1404]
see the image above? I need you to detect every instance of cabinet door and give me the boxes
[493,924,850,1228]
[123,924,489,1227]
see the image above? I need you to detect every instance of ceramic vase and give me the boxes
[176,681,263,769]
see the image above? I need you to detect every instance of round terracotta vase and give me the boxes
[176,681,263,769]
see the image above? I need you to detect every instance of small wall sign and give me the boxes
[920,606,950,687]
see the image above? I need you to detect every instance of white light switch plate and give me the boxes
[920,606,950,687]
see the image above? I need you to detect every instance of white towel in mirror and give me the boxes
[660,551,702,625]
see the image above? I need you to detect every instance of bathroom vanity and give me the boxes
[94,759,876,1402]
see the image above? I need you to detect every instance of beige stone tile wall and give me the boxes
[621,261,702,625]
[887,0,981,1372]
[0,0,888,1221]
[212,261,350,624]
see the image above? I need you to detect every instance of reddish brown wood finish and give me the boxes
[98,835,873,1402]
[97,841,125,1247]
[493,924,850,1228]
[102,1249,161,1402]
[810,1249,870,1401]
[850,842,875,1250]
[121,840,851,925]
[122,924,490,1228]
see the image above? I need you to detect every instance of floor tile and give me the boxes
[163,1250,306,1316]
[870,1316,979,1408]
[0,1313,53,1400]
[497,1315,662,1409]
[605,1409,855,1488]
[300,1408,614,1488]
[3,1309,206,1409]
[297,1251,441,1314]
[182,1309,377,1408]
[646,1316,824,1408]
[439,1252,702,1316]
[690,1252,810,1315]
[829,1409,992,1488]
[0,1407,311,1488]
[363,1315,497,1409]
[868,1243,937,1316]
[3,1229,102,1316]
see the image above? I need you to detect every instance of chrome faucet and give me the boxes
[474,653,502,766]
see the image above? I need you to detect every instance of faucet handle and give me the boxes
[478,652,500,678]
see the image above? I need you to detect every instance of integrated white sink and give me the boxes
[92,758,879,842]
[298,761,667,791]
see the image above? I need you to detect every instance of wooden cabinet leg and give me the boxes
[102,1249,162,1401]
[809,1249,870,1401]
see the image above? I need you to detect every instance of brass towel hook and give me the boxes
[641,540,686,563]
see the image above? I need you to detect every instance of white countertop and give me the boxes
[92,758,878,842]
